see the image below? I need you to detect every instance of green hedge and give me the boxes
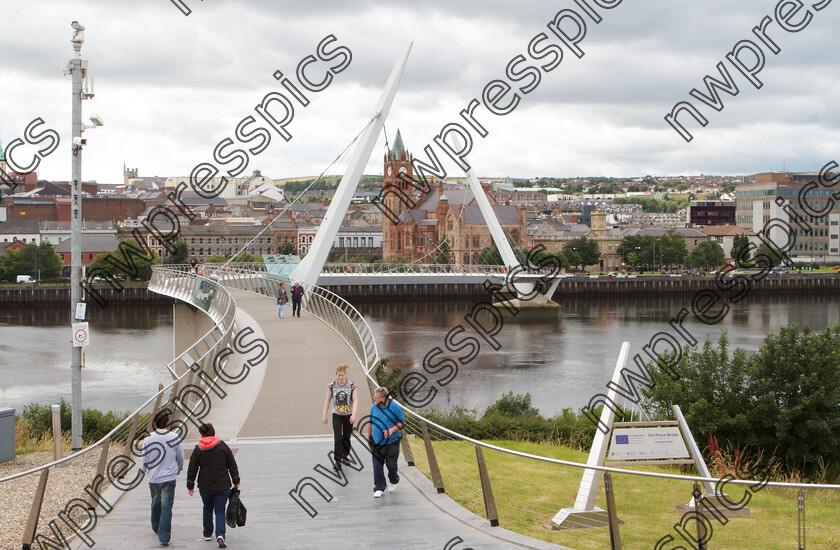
[20,398,129,444]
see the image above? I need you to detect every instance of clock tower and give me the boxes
[382,129,414,260]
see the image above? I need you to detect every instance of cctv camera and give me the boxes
[71,21,85,31]
[89,113,104,127]
[73,137,87,147]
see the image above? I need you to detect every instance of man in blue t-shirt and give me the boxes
[367,387,406,498]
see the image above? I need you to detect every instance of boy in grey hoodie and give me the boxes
[141,411,184,547]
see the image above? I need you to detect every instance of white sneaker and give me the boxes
[373,490,384,498]
[388,484,398,493]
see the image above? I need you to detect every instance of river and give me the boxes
[1,294,838,417]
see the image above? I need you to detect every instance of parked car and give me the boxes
[16,275,37,284]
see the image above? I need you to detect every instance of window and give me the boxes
[216,238,220,244]
[473,236,479,248]
[191,248,195,255]
[199,238,203,245]
[89,254,93,260]
[191,238,195,244]
[339,238,345,247]
[199,248,204,256]
[464,237,469,248]
[208,248,212,256]
[368,237,374,247]
[353,237,358,247]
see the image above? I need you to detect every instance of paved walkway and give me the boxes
[79,289,563,549]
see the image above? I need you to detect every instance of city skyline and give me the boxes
[1,1,838,186]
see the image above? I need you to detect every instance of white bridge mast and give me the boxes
[290,44,412,287]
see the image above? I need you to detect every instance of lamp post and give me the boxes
[67,21,101,451]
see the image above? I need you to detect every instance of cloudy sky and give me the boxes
[2,0,838,185]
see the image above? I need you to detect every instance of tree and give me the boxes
[566,237,600,268]
[88,239,159,281]
[564,247,582,270]
[731,234,751,265]
[477,244,503,266]
[277,242,295,255]
[643,324,840,472]
[659,229,687,268]
[476,235,524,266]
[0,242,64,280]
[618,235,656,268]
[171,240,189,264]
[36,242,64,279]
[435,238,451,264]
[686,240,725,269]
[553,249,571,271]
[755,243,782,268]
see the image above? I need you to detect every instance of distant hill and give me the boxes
[274,175,382,186]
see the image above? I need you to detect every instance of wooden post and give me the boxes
[21,469,49,550]
[400,436,415,466]
[88,437,111,510]
[604,472,622,550]
[124,414,139,461]
[147,384,164,433]
[51,404,62,461]
[475,445,499,526]
[419,421,445,493]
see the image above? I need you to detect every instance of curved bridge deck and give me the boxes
[79,289,560,549]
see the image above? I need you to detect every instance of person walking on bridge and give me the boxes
[323,364,357,471]
[277,281,288,318]
[187,423,240,549]
[367,387,405,498]
[291,280,304,318]
[141,411,184,547]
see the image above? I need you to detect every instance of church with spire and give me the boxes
[381,130,527,264]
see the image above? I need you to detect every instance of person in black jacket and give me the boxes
[187,423,240,548]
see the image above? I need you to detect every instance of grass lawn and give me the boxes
[407,438,840,549]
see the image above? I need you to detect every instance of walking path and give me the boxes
[78,289,563,549]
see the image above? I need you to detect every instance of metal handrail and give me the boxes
[1,268,237,484]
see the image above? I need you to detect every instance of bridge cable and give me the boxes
[217,113,381,272]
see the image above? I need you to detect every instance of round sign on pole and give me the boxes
[72,322,89,347]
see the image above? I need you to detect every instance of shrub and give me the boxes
[19,398,129,444]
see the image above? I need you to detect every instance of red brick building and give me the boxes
[381,130,527,264]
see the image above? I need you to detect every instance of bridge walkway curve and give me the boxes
[79,289,562,549]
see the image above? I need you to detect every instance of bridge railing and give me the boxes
[218,267,840,549]
[206,264,377,379]
[321,262,508,275]
[1,267,239,549]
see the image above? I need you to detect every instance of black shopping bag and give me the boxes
[226,488,247,528]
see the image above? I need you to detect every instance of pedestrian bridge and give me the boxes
[4,266,839,550]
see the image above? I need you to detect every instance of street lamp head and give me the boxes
[89,113,104,127]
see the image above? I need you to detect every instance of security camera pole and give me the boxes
[68,20,95,451]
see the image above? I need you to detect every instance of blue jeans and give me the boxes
[149,480,176,544]
[200,488,231,538]
[277,303,285,317]
[372,441,400,492]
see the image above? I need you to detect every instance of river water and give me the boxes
[1,294,838,416]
